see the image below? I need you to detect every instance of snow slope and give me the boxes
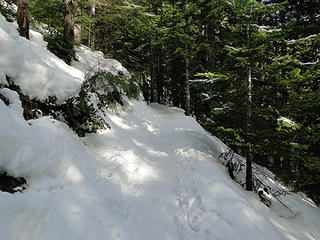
[1,96,320,240]
[1,12,320,240]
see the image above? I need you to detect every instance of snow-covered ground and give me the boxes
[1,12,320,240]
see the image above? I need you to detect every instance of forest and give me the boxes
[1,0,319,205]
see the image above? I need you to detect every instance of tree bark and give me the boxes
[246,64,253,191]
[64,0,76,47]
[150,43,155,103]
[184,0,191,116]
[185,49,191,115]
[156,44,164,103]
[246,21,253,191]
[17,0,30,39]
[89,0,96,50]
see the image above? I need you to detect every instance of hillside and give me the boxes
[0,13,320,240]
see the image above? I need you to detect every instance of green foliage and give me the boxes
[61,93,106,137]
[30,0,64,34]
[44,34,76,65]
[59,72,140,136]
[85,71,140,105]
[30,0,77,64]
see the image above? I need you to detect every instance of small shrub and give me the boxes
[5,71,140,137]
[0,171,27,194]
[60,89,107,137]
[59,71,140,136]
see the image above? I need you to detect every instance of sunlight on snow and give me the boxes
[302,198,318,208]
[143,122,159,135]
[121,151,159,182]
[175,148,208,162]
[133,140,168,158]
[109,114,133,130]
[96,149,159,186]
[65,166,83,183]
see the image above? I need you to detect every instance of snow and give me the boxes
[0,14,83,103]
[0,71,8,86]
[252,24,281,33]
[201,93,211,100]
[29,29,48,49]
[278,116,296,126]
[72,45,130,76]
[0,12,320,240]
[225,45,242,52]
[190,78,220,84]
[287,34,317,44]
[1,94,320,239]
[0,0,17,14]
[0,88,23,117]
[298,60,319,66]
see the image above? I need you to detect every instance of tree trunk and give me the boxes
[246,21,253,191]
[185,50,191,115]
[89,0,96,50]
[17,0,30,39]
[64,0,76,47]
[246,64,253,191]
[184,0,191,116]
[149,40,155,103]
[156,44,164,103]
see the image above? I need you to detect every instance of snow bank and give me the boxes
[0,96,91,181]
[0,14,83,102]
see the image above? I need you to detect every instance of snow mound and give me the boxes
[0,14,83,102]
[72,45,130,76]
